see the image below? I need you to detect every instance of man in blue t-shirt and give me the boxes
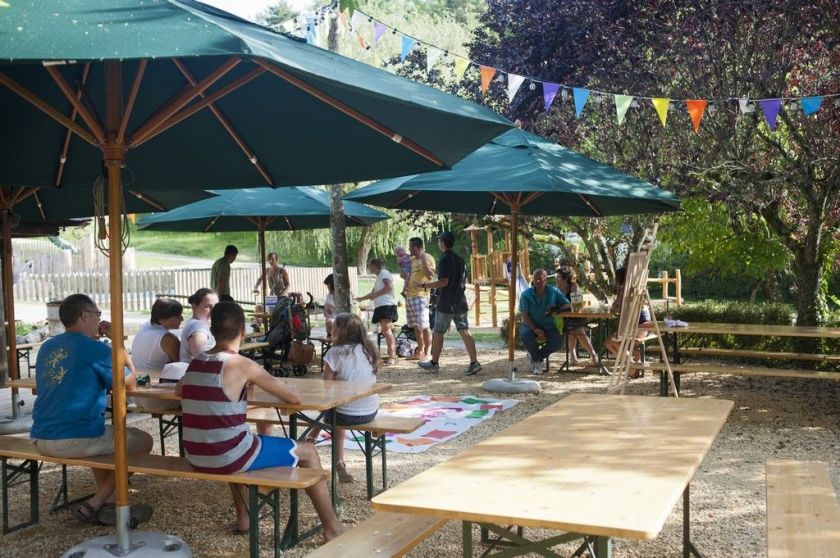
[31,294,153,525]
[519,269,570,375]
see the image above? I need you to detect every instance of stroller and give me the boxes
[264,294,313,377]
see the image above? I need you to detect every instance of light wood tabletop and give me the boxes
[657,321,840,339]
[372,393,733,541]
[239,341,270,352]
[556,310,614,319]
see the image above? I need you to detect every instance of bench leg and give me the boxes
[683,483,703,558]
[155,414,183,457]
[2,458,39,534]
[364,432,374,500]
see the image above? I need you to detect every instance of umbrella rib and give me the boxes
[171,60,274,185]
[32,191,46,222]
[254,59,446,168]
[202,216,220,233]
[522,191,543,207]
[117,60,147,145]
[577,194,603,217]
[0,71,98,146]
[283,216,294,230]
[389,190,420,208]
[10,187,38,207]
[44,65,105,145]
[55,63,91,188]
[130,56,241,146]
[127,190,165,212]
[131,65,265,149]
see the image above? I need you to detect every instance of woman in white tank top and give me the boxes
[180,288,219,362]
[131,298,183,371]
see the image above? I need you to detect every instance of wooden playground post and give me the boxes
[675,269,682,304]
[490,284,497,327]
[661,271,668,301]
[474,283,481,326]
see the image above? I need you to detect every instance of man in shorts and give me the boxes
[417,231,482,376]
[31,294,154,525]
[176,301,347,539]
[404,237,436,361]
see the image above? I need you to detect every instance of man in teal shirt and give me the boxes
[519,269,570,375]
[211,244,238,301]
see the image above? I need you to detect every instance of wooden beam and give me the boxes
[254,59,446,167]
[132,65,265,148]
[0,71,98,146]
[130,57,241,145]
[117,60,147,145]
[172,60,273,185]
[45,65,105,144]
[55,63,91,187]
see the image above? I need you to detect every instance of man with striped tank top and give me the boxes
[176,301,347,539]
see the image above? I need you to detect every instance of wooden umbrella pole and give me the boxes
[258,220,267,309]
[507,204,520,380]
[1,207,21,416]
[104,60,132,552]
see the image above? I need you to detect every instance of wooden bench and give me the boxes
[679,347,840,364]
[766,460,840,557]
[629,361,840,395]
[0,435,326,557]
[304,511,445,558]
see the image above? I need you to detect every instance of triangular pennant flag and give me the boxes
[685,100,708,132]
[614,94,633,125]
[573,88,590,118]
[400,36,416,62]
[453,58,470,79]
[357,35,367,50]
[426,47,443,73]
[543,83,561,112]
[373,22,386,46]
[480,66,497,95]
[338,9,349,29]
[800,96,822,116]
[738,98,754,114]
[350,10,366,31]
[759,99,782,130]
[651,98,670,127]
[507,74,525,103]
[305,15,316,45]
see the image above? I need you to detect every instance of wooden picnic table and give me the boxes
[654,321,840,395]
[554,310,614,374]
[371,393,733,557]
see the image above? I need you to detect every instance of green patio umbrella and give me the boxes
[346,128,681,387]
[0,1,511,553]
[138,186,390,306]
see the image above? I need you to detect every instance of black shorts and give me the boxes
[372,305,398,324]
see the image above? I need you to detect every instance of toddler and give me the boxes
[394,244,411,297]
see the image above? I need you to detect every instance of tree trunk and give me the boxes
[355,226,375,275]
[327,14,352,312]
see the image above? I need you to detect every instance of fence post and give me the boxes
[490,284,497,328]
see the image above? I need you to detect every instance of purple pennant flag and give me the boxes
[373,21,386,47]
[543,82,560,112]
[800,96,823,116]
[573,88,590,118]
[759,99,782,131]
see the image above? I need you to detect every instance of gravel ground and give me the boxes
[4,348,839,557]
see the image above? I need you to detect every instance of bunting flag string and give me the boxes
[281,5,840,135]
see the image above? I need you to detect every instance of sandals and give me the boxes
[71,501,100,524]
[384,357,397,366]
[336,461,354,483]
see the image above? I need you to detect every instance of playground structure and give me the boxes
[465,223,530,328]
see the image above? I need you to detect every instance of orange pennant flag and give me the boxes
[357,35,367,50]
[480,66,497,95]
[685,100,708,133]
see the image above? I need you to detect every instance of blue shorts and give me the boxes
[246,435,299,471]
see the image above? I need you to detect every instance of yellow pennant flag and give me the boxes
[453,58,470,79]
[651,98,670,127]
[480,66,497,95]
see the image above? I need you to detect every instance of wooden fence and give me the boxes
[13,265,356,312]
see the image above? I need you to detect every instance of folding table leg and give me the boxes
[2,457,39,534]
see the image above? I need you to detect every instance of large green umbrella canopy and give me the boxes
[138,186,390,306]
[346,128,681,380]
[0,1,511,551]
[345,129,681,215]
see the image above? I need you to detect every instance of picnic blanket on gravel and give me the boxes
[312,395,519,454]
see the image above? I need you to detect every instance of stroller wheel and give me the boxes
[292,364,308,377]
[270,365,290,378]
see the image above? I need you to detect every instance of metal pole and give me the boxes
[258,221,267,309]
[2,208,21,418]
[507,206,519,381]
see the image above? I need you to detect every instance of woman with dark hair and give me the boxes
[555,267,598,366]
[356,258,397,365]
[253,251,290,297]
[131,298,183,370]
[179,288,218,362]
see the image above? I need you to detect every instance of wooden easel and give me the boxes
[607,250,678,396]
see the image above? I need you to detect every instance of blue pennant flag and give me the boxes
[400,36,417,62]
[305,15,316,45]
[800,96,823,116]
[573,88,590,118]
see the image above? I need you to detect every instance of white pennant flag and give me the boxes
[426,47,443,73]
[738,98,754,114]
[350,10,367,31]
[507,74,525,103]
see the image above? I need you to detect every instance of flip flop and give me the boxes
[70,501,100,524]
[96,503,154,527]
[230,524,249,536]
